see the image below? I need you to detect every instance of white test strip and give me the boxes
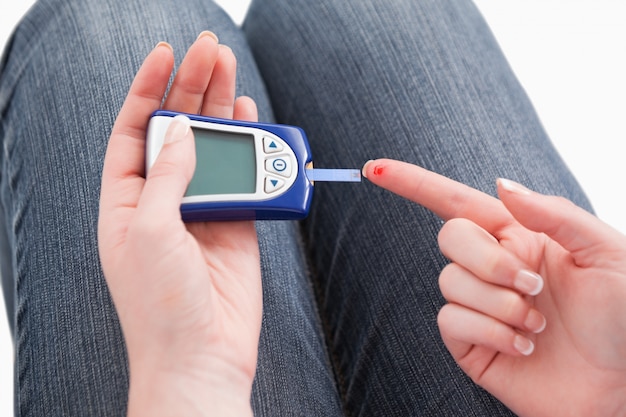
[305,168,361,183]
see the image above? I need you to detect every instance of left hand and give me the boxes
[363,158,626,417]
[98,33,261,417]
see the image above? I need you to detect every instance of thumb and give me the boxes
[138,115,196,220]
[497,178,624,266]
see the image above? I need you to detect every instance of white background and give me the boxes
[1,0,625,415]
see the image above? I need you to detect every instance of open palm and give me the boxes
[98,34,261,416]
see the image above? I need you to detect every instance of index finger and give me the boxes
[99,43,175,249]
[102,43,174,189]
[363,158,515,234]
[108,43,175,166]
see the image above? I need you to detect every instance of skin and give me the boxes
[363,159,626,417]
[99,34,626,417]
[98,33,261,417]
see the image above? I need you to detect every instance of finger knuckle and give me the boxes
[438,218,471,250]
[437,304,457,329]
[501,292,526,324]
[438,263,462,297]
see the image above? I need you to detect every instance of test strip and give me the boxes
[305,168,361,183]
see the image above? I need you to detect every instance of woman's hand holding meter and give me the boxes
[99,33,261,417]
[364,159,626,417]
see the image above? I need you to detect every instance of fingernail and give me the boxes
[498,178,532,195]
[165,115,191,144]
[197,30,219,43]
[362,160,373,178]
[154,41,173,52]
[524,309,547,334]
[218,44,233,53]
[514,335,535,356]
[514,270,544,296]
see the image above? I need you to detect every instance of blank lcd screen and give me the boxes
[185,128,256,196]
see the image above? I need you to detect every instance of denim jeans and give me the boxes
[0,0,592,415]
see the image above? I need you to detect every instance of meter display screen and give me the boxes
[185,128,257,196]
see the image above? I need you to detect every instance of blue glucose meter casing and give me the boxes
[146,110,314,222]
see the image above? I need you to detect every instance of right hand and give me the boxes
[363,158,626,417]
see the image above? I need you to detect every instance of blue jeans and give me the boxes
[0,0,592,415]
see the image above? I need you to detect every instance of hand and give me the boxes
[98,33,261,417]
[363,159,626,417]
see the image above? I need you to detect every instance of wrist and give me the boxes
[127,348,255,417]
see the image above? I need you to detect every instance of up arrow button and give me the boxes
[263,136,283,153]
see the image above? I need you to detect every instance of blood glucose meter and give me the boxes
[146,110,360,222]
